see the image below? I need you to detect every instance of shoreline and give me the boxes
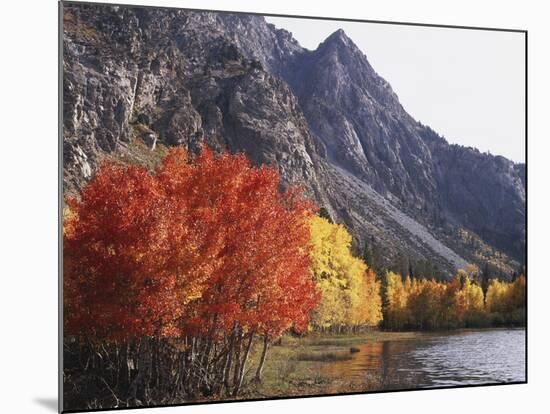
[223,328,525,401]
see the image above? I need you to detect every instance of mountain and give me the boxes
[62,3,525,278]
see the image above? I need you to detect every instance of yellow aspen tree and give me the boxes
[308,216,382,330]
[486,279,510,313]
[384,271,409,330]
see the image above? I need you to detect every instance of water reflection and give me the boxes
[322,329,525,390]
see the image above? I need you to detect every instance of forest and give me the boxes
[63,147,525,410]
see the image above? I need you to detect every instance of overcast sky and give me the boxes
[266,17,526,163]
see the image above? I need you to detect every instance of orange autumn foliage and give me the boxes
[64,163,185,339]
[64,145,319,341]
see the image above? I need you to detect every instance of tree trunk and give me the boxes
[223,327,237,392]
[231,331,243,393]
[254,335,270,382]
[125,340,132,388]
[233,332,254,396]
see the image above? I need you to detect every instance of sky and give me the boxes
[266,17,526,163]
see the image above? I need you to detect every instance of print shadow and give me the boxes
[34,397,58,412]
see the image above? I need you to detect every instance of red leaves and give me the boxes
[64,162,184,340]
[64,145,319,342]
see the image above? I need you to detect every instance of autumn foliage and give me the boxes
[382,267,525,330]
[308,216,382,331]
[65,146,317,339]
[64,163,186,339]
[64,145,319,403]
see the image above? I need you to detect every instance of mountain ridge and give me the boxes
[62,4,525,279]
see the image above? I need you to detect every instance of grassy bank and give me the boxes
[240,331,418,399]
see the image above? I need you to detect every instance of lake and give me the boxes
[321,329,526,390]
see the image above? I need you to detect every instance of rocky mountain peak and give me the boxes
[315,28,369,70]
[62,4,525,278]
[323,28,352,45]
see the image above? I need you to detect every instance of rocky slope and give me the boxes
[215,13,525,268]
[62,5,328,202]
[62,3,525,278]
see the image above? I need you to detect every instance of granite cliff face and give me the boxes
[62,3,525,277]
[62,6,328,204]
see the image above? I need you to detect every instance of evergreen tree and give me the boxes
[318,207,333,223]
[481,262,490,299]
[362,238,384,277]
[408,257,415,279]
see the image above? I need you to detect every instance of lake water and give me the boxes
[322,329,526,390]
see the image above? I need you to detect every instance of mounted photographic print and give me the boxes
[60,1,527,412]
